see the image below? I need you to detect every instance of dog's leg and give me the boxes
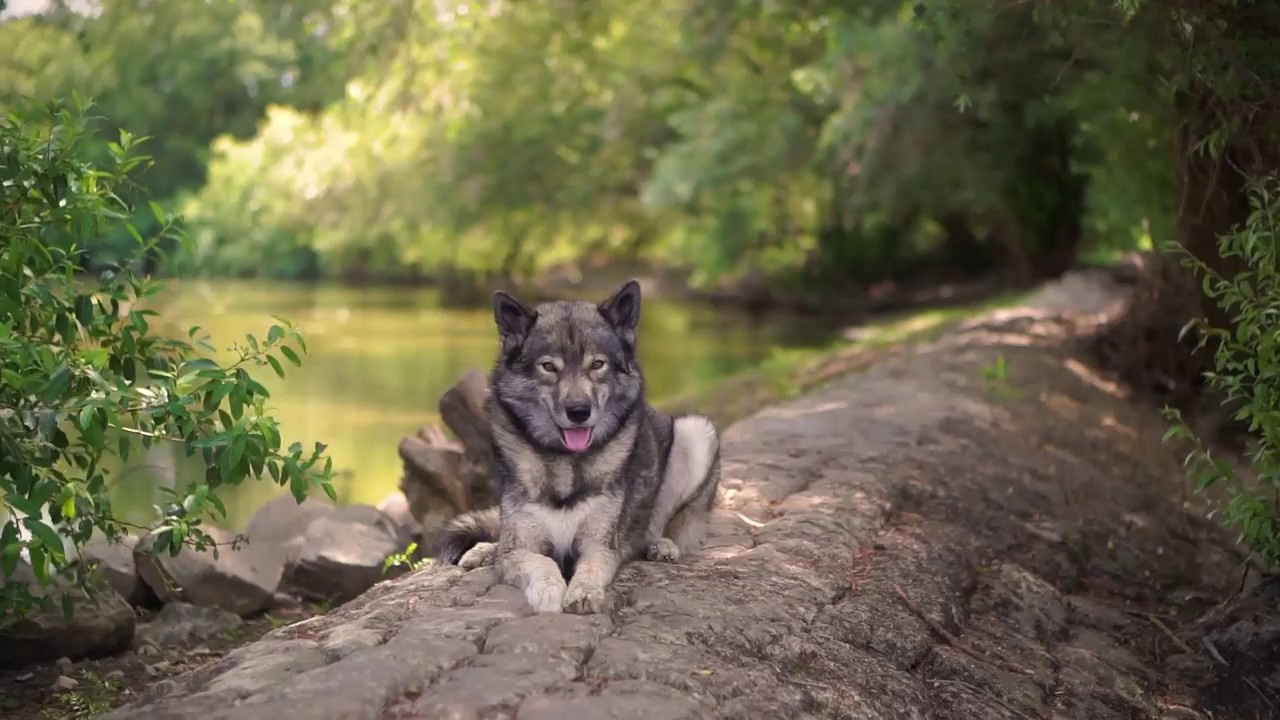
[495,513,566,614]
[646,415,720,563]
[563,496,622,614]
[563,544,619,614]
[662,455,718,555]
[458,542,496,569]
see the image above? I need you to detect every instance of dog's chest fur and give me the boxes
[493,413,657,558]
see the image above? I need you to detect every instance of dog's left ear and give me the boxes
[599,279,642,343]
[493,290,537,356]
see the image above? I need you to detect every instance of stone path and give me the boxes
[108,271,1246,719]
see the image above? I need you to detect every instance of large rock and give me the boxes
[282,505,413,604]
[134,601,243,650]
[134,525,280,617]
[398,370,499,547]
[377,491,423,540]
[398,430,466,543]
[0,564,135,670]
[243,494,337,567]
[439,369,498,508]
[79,535,158,607]
[243,494,337,549]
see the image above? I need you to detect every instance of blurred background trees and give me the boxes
[3,0,1277,382]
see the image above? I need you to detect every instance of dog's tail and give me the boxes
[433,507,501,565]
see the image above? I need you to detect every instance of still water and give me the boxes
[107,280,835,530]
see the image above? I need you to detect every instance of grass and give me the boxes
[657,291,1028,427]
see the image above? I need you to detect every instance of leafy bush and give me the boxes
[0,98,334,620]
[1164,174,1280,567]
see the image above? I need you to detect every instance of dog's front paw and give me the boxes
[645,538,681,563]
[562,581,606,614]
[525,578,567,614]
[458,542,496,570]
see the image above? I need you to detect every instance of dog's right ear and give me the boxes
[493,290,536,354]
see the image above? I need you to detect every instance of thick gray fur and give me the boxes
[432,280,721,614]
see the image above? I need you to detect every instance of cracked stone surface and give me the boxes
[106,272,1252,719]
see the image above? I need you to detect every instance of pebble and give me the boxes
[54,676,79,690]
[54,657,73,674]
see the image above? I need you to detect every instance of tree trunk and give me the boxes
[1088,91,1255,407]
[1171,100,1252,332]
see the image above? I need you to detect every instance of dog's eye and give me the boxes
[540,361,556,373]
[590,359,606,371]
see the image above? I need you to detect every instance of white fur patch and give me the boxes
[648,415,719,538]
[525,496,612,559]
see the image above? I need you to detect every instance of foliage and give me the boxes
[169,1,1175,285]
[0,99,333,621]
[1163,175,1280,568]
[382,541,431,574]
[50,668,117,720]
[0,0,348,267]
[2,0,1277,298]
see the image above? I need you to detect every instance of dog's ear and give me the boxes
[493,290,536,354]
[599,279,642,345]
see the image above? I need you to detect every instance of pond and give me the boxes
[105,280,839,530]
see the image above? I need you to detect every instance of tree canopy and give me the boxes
[2,0,1276,294]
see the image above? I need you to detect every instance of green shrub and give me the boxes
[0,97,334,620]
[1164,174,1280,567]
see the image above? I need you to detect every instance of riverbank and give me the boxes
[10,262,1266,720]
[0,282,1026,719]
[69,264,1275,720]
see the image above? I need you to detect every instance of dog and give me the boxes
[432,279,721,614]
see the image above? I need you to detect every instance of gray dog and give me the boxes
[433,280,721,614]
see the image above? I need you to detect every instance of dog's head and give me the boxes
[489,280,645,454]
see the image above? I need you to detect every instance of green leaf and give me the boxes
[81,348,109,368]
[289,471,307,503]
[1,368,24,390]
[74,294,94,326]
[41,365,71,403]
[226,433,247,475]
[1,521,21,577]
[29,545,49,585]
[24,517,64,556]
[280,346,302,366]
[266,355,285,378]
[61,592,75,620]
[206,492,227,520]
[267,325,284,345]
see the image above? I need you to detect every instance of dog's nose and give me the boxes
[565,402,592,424]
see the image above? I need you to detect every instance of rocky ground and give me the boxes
[72,268,1277,720]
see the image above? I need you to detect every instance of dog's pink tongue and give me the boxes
[562,428,592,452]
